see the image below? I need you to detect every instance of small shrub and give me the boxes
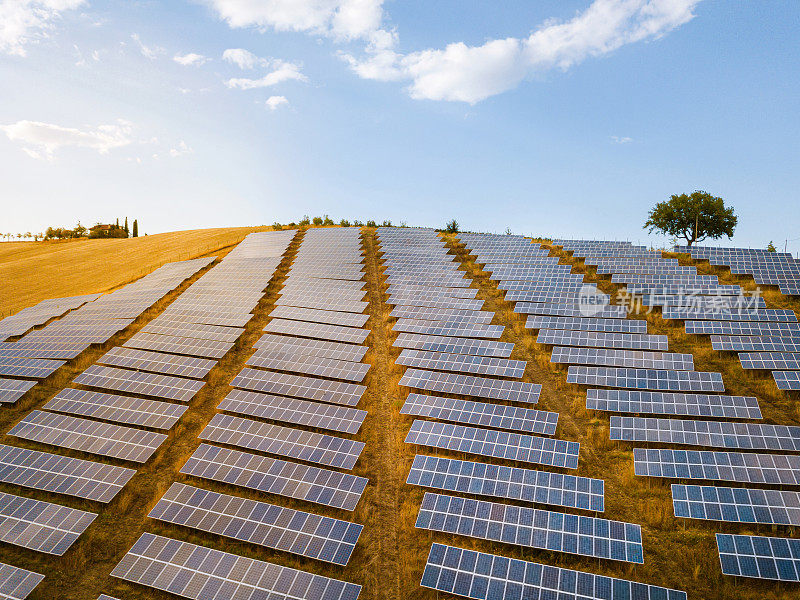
[299,215,310,226]
[366,220,377,228]
[445,219,459,233]
[288,222,297,227]
[340,219,351,227]
[323,214,334,226]
[382,220,392,227]
[271,222,282,230]
[353,219,364,226]
[312,216,324,226]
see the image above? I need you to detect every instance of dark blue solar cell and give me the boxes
[776,559,799,581]
[756,556,779,579]
[738,555,759,577]
[612,578,631,600]
[733,535,754,554]
[472,575,489,600]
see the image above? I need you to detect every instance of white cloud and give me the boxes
[0,119,134,159]
[0,0,85,56]
[168,140,192,157]
[265,95,289,110]
[611,135,633,144]
[222,47,267,69]
[226,61,307,89]
[208,0,384,40]
[131,33,163,60]
[173,52,208,66]
[344,0,701,103]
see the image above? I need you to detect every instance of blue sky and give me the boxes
[1,1,798,252]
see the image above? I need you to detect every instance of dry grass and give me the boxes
[4,227,800,600]
[0,227,267,318]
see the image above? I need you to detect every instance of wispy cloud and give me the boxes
[131,33,163,60]
[222,48,268,69]
[0,0,85,56]
[173,52,208,66]
[266,95,289,110]
[0,119,134,159]
[226,61,307,90]
[611,135,633,144]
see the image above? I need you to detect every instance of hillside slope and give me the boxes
[0,227,266,317]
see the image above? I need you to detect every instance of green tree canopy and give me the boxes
[644,191,737,247]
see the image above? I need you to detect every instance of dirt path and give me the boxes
[359,230,403,600]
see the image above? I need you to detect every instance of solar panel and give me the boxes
[276,296,369,313]
[219,389,366,434]
[111,532,362,600]
[662,308,797,322]
[158,308,252,327]
[246,351,370,382]
[717,533,800,582]
[407,454,604,511]
[686,321,800,336]
[200,413,364,469]
[774,371,800,391]
[567,366,725,391]
[586,389,762,419]
[96,347,216,379]
[673,484,800,526]
[43,387,187,430]
[397,349,525,378]
[387,284,478,299]
[537,329,669,350]
[232,368,366,406]
[642,295,766,309]
[711,334,800,352]
[526,316,647,334]
[0,357,66,379]
[141,320,243,342]
[74,365,205,401]
[0,443,135,502]
[405,419,578,469]
[513,302,628,318]
[393,319,504,339]
[149,482,363,566]
[389,306,493,323]
[0,563,44,600]
[739,352,800,370]
[552,347,694,370]
[399,368,541,403]
[387,296,484,310]
[417,492,643,563]
[264,318,369,344]
[0,491,96,555]
[269,305,369,328]
[421,543,686,600]
[400,393,557,435]
[124,331,233,358]
[633,448,800,484]
[0,378,36,403]
[180,444,367,511]
[0,346,86,360]
[506,290,611,303]
[253,334,367,362]
[393,333,513,357]
[9,410,167,463]
[611,416,800,451]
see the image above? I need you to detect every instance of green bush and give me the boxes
[366,220,377,228]
[445,219,459,233]
[340,219,351,227]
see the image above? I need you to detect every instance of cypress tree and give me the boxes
[132,220,138,238]
[124,217,129,235]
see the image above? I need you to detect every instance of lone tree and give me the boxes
[445,219,459,234]
[132,219,138,237]
[644,191,737,247]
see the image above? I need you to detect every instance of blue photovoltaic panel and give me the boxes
[407,454,604,511]
[417,492,642,563]
[774,371,800,391]
[567,366,724,392]
[393,333,513,357]
[610,416,800,451]
[405,419,578,469]
[740,352,800,370]
[513,303,628,318]
[149,483,363,565]
[400,393,558,435]
[180,444,367,511]
[420,543,687,600]
[0,378,37,403]
[396,349,525,378]
[662,308,797,322]
[537,330,669,350]
[552,347,694,370]
[633,448,800,484]
[200,413,364,470]
[586,389,762,419]
[111,532,362,600]
[0,563,44,600]
[526,316,647,334]
[399,368,541,403]
[711,335,800,353]
[672,484,800,526]
[717,533,800,582]
[686,321,800,336]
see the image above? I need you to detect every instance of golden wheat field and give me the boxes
[1,226,799,600]
[0,227,267,319]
